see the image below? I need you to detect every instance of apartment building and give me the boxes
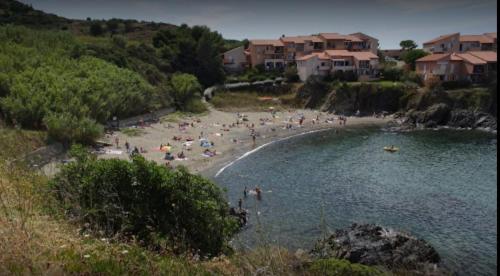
[247,39,285,70]
[296,50,379,81]
[246,32,379,71]
[423,32,497,54]
[416,51,497,83]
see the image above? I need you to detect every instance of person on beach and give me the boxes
[115,136,119,148]
[125,141,130,152]
[252,134,256,145]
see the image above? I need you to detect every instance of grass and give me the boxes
[0,128,47,160]
[121,127,146,137]
[210,91,302,112]
[346,80,405,88]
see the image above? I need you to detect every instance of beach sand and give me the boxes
[99,107,390,177]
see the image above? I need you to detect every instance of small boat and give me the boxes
[384,146,399,152]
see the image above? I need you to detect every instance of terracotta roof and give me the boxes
[350,32,378,41]
[250,40,284,47]
[456,53,487,65]
[350,51,379,60]
[324,50,351,56]
[459,35,495,44]
[296,53,319,61]
[484,32,497,39]
[416,53,450,62]
[324,50,378,60]
[319,33,363,42]
[468,51,497,63]
[280,35,323,44]
[423,33,460,45]
[296,52,331,61]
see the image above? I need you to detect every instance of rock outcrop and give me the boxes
[390,103,497,132]
[310,224,441,271]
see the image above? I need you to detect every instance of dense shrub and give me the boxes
[284,66,300,82]
[441,79,472,90]
[381,66,403,81]
[51,146,238,256]
[0,26,158,143]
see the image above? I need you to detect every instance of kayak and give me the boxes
[384,146,399,152]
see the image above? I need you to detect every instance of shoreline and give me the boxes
[98,108,391,178]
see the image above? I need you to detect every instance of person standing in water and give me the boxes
[238,198,243,210]
[243,186,248,198]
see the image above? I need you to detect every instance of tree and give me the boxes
[106,19,120,35]
[170,73,202,110]
[400,40,418,50]
[284,65,299,82]
[89,21,103,36]
[196,31,225,87]
[402,49,429,70]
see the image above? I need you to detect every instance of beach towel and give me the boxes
[105,149,123,155]
[182,141,193,147]
[174,157,188,161]
[160,146,172,152]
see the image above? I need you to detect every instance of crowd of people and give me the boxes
[106,109,360,172]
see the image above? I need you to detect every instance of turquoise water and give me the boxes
[214,127,497,275]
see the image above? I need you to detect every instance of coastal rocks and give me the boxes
[391,104,497,132]
[310,224,440,271]
[229,207,247,228]
[407,103,451,126]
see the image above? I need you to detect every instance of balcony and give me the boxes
[332,65,354,71]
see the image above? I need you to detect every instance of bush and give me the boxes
[441,79,472,90]
[381,66,403,81]
[308,258,385,276]
[51,146,238,256]
[185,98,208,113]
[329,70,358,82]
[284,66,299,82]
[401,70,422,86]
[44,113,103,144]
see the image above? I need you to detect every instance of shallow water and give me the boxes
[214,127,497,276]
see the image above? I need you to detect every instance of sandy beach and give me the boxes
[99,107,391,177]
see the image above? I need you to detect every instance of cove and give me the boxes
[214,127,497,276]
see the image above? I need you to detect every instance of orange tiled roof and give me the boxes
[484,32,497,39]
[324,50,377,60]
[296,52,331,61]
[350,51,379,60]
[459,34,495,44]
[416,53,450,62]
[319,33,363,42]
[281,35,324,43]
[250,40,284,47]
[468,51,497,63]
[423,33,460,45]
[456,53,487,65]
[324,50,351,56]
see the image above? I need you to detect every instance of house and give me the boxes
[423,33,461,53]
[423,32,497,54]
[222,46,248,72]
[247,39,285,70]
[415,51,497,82]
[296,50,379,81]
